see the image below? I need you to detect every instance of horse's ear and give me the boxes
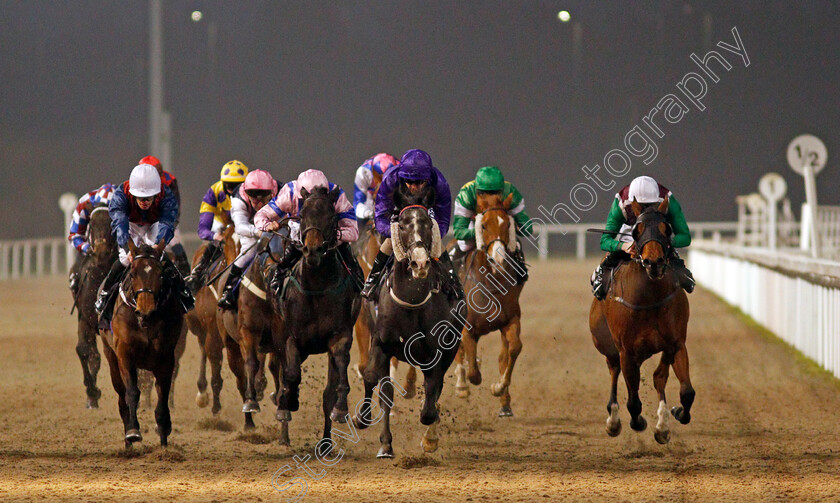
[657,197,670,214]
[420,186,436,209]
[328,186,341,204]
[153,239,166,257]
[393,184,407,209]
[630,198,643,217]
[503,192,514,210]
[300,187,310,199]
[127,239,137,255]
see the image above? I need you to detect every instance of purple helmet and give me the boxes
[398,149,435,181]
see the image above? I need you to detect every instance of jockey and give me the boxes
[94,163,194,323]
[361,149,464,301]
[217,169,281,309]
[67,183,117,294]
[451,166,532,283]
[184,160,249,292]
[591,175,695,300]
[353,153,399,221]
[138,155,191,276]
[255,169,364,291]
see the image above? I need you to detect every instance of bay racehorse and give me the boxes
[100,240,184,447]
[589,198,694,444]
[72,205,117,408]
[354,187,463,458]
[453,192,526,417]
[352,220,417,400]
[218,235,283,434]
[273,186,360,443]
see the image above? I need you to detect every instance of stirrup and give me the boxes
[217,287,237,309]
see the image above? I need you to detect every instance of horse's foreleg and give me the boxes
[376,374,395,459]
[420,369,443,453]
[206,330,225,415]
[322,356,339,440]
[117,350,143,444]
[268,351,281,406]
[76,324,101,408]
[240,329,262,414]
[492,317,522,417]
[404,363,417,399]
[276,336,301,422]
[605,357,622,437]
[224,334,254,429]
[255,352,268,402]
[653,352,674,444]
[153,358,175,447]
[461,326,482,385]
[619,351,646,432]
[454,347,469,398]
[670,343,695,425]
[329,334,352,423]
[103,344,131,447]
[353,308,372,380]
[354,340,388,432]
[195,332,210,409]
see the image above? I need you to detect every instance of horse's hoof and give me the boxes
[195,391,210,408]
[490,383,507,397]
[403,384,416,399]
[242,400,261,414]
[125,429,142,443]
[330,408,348,423]
[275,409,292,423]
[606,419,622,437]
[654,428,671,444]
[421,436,439,453]
[467,371,482,386]
[211,403,221,415]
[376,446,394,459]
[455,386,470,399]
[498,405,514,417]
[352,415,370,431]
[630,415,647,432]
[86,397,99,409]
[269,391,277,406]
[352,364,363,380]
[671,406,691,425]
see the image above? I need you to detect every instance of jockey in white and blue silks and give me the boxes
[353,153,399,221]
[67,183,117,293]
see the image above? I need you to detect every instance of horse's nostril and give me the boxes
[410,260,418,269]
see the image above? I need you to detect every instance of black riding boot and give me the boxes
[511,245,529,284]
[185,241,221,293]
[163,257,195,313]
[361,251,390,300]
[337,242,365,293]
[437,251,466,301]
[268,243,302,295]
[591,251,628,300]
[69,252,84,295]
[669,250,695,293]
[218,264,244,310]
[171,243,191,277]
[95,260,127,327]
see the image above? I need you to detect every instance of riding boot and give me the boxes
[337,242,365,293]
[69,252,84,295]
[591,251,628,300]
[164,257,195,313]
[95,260,127,327]
[171,243,191,277]
[218,264,244,310]
[437,251,466,301]
[268,244,302,295]
[185,241,220,293]
[669,250,695,293]
[511,245,529,284]
[361,251,390,300]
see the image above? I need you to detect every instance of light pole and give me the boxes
[149,0,172,169]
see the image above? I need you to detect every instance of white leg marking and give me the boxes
[656,399,669,432]
[607,402,621,429]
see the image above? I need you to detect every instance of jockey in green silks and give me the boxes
[451,166,532,283]
[591,175,695,300]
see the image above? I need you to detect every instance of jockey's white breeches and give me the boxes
[119,222,162,266]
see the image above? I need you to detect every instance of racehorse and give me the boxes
[100,240,185,447]
[272,186,361,443]
[72,205,117,408]
[453,192,525,417]
[185,225,244,415]
[354,187,463,458]
[218,235,283,434]
[352,220,417,400]
[589,198,695,444]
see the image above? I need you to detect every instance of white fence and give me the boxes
[689,242,840,379]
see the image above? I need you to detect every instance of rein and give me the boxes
[120,253,167,311]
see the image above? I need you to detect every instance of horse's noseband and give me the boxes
[632,214,672,269]
[128,253,163,311]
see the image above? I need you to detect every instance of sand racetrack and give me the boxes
[1,259,840,502]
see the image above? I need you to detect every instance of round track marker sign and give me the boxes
[787,134,827,176]
[758,173,786,202]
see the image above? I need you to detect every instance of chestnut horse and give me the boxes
[352,221,417,400]
[589,199,694,444]
[100,240,184,447]
[72,205,117,408]
[453,192,525,417]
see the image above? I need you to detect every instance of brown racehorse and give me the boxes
[352,221,417,400]
[589,198,694,444]
[218,235,284,436]
[186,225,259,419]
[72,205,117,408]
[453,192,525,417]
[100,240,184,448]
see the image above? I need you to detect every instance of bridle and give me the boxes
[299,194,339,253]
[122,252,165,311]
[477,206,509,255]
[631,211,673,268]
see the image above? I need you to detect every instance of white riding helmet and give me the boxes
[627,175,662,204]
[128,163,162,198]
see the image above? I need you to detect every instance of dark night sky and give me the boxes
[2,1,839,240]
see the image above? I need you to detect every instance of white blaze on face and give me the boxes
[144,264,152,274]
[410,245,429,278]
[490,240,506,270]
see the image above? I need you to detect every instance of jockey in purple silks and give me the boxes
[361,149,465,301]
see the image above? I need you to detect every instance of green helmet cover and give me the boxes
[475,166,504,192]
